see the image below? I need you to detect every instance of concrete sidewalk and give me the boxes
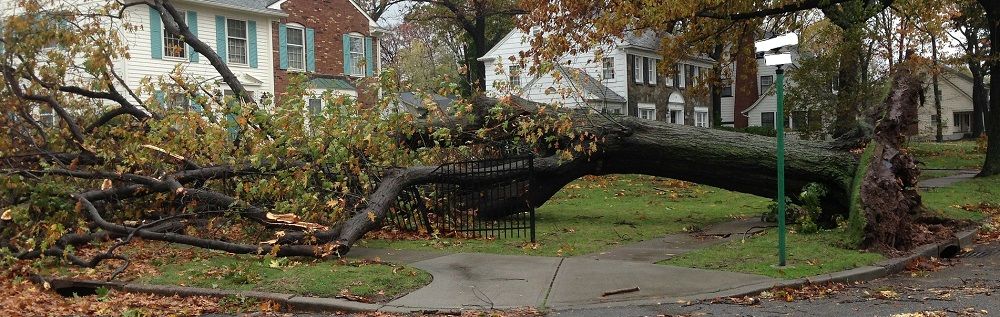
[378,253,776,310]
[345,219,778,311]
[919,170,979,188]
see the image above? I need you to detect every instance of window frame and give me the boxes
[721,84,733,97]
[285,25,306,71]
[677,64,685,88]
[695,108,709,127]
[225,18,249,65]
[638,103,656,120]
[166,92,190,111]
[760,75,774,95]
[602,57,615,79]
[38,106,56,127]
[761,111,776,128]
[633,55,642,84]
[647,58,657,85]
[508,65,521,87]
[348,34,366,76]
[307,97,323,116]
[162,11,188,60]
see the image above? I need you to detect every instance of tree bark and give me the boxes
[860,64,923,252]
[979,0,1000,177]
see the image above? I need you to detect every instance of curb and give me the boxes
[713,228,978,299]
[44,229,979,314]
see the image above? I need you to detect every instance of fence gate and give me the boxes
[384,154,536,242]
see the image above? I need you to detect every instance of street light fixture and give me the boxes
[755,32,798,268]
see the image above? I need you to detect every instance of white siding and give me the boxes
[120,3,277,99]
[482,29,626,105]
[916,72,976,140]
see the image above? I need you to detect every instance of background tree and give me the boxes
[381,22,463,92]
[946,0,989,139]
[404,0,523,93]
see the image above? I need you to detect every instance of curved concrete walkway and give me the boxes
[348,219,777,310]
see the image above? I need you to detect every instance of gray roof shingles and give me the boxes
[555,65,626,103]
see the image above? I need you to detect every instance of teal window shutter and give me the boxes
[149,6,162,59]
[342,34,351,75]
[215,15,226,64]
[278,24,287,69]
[364,36,374,76]
[306,28,315,72]
[248,20,258,68]
[190,96,204,113]
[187,11,198,62]
[154,91,165,105]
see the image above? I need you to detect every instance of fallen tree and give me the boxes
[0,0,940,275]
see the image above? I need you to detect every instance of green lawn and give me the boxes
[141,252,431,303]
[360,175,770,256]
[659,229,884,279]
[920,175,1000,222]
[908,140,983,170]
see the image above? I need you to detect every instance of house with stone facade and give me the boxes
[479,29,716,127]
[268,0,385,110]
[721,55,983,141]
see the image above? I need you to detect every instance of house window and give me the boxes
[601,104,623,115]
[286,26,305,70]
[226,19,248,64]
[348,35,366,76]
[307,98,323,116]
[721,84,733,97]
[695,108,708,127]
[167,92,190,110]
[647,58,657,85]
[508,65,521,87]
[602,57,615,79]
[163,12,186,59]
[760,75,773,95]
[633,55,642,84]
[38,106,56,127]
[638,103,656,120]
[761,112,775,128]
[677,64,685,88]
[954,111,973,133]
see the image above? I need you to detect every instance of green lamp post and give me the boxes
[755,33,797,267]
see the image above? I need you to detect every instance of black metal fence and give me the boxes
[382,154,536,242]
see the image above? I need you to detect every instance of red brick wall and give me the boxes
[271,0,372,99]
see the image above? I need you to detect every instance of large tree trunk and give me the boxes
[860,64,923,252]
[967,32,987,137]
[980,0,1000,177]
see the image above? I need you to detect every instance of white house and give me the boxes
[122,0,284,108]
[479,29,715,126]
[917,67,981,140]
[2,0,285,124]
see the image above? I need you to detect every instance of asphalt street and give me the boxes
[551,241,1000,317]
